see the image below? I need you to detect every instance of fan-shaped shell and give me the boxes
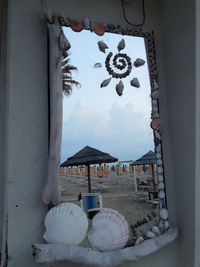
[88,209,129,251]
[71,20,84,32]
[44,203,88,245]
[93,22,106,36]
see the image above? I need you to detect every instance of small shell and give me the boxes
[152,79,158,90]
[152,105,158,112]
[157,159,163,165]
[152,100,158,106]
[158,174,164,182]
[44,203,88,245]
[134,58,145,67]
[164,220,170,230]
[158,221,165,233]
[151,226,161,236]
[150,118,163,131]
[71,20,84,32]
[145,231,156,239]
[159,191,165,199]
[101,78,112,88]
[144,216,150,223]
[152,112,160,119]
[117,38,125,52]
[135,236,144,245]
[158,182,165,190]
[93,22,106,36]
[157,166,163,174]
[156,152,161,159]
[151,90,159,100]
[94,62,102,68]
[130,78,140,88]
[98,41,108,53]
[116,80,124,96]
[156,144,161,153]
[83,16,91,29]
[155,131,161,140]
[160,209,168,220]
[59,33,71,51]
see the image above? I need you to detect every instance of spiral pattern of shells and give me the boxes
[105,52,132,79]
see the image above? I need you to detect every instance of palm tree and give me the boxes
[62,54,80,96]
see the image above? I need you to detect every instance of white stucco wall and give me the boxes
[0,0,199,266]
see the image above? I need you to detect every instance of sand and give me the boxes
[60,170,157,226]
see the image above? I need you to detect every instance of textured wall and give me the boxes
[0,0,197,266]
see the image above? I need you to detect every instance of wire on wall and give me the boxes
[121,0,146,27]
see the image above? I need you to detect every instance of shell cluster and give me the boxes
[88,209,129,251]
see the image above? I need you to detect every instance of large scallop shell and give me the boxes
[88,209,129,251]
[44,203,88,245]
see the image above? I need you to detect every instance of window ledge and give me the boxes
[32,227,178,267]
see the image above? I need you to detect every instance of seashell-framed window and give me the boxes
[34,15,178,267]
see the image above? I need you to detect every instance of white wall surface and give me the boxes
[0,0,198,266]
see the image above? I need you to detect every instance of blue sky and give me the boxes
[61,27,154,162]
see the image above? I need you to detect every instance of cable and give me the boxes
[121,0,146,27]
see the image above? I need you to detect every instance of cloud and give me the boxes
[61,101,154,162]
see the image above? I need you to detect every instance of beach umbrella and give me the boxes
[131,150,157,192]
[61,145,118,193]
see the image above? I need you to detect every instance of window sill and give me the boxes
[32,227,178,267]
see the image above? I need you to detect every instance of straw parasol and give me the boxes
[61,145,118,192]
[131,151,157,192]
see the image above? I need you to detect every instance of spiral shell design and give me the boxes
[105,52,132,79]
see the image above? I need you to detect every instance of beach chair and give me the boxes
[80,193,103,218]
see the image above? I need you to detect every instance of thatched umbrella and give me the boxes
[131,151,157,192]
[61,145,118,193]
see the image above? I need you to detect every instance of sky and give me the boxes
[61,27,154,163]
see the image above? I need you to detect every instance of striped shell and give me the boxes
[88,209,129,251]
[44,203,88,245]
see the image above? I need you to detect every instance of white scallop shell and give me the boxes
[158,191,165,199]
[88,209,129,251]
[44,203,88,245]
[158,174,164,182]
[158,182,165,190]
[160,208,168,220]
[157,166,163,174]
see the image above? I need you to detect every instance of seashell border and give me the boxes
[35,14,177,265]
